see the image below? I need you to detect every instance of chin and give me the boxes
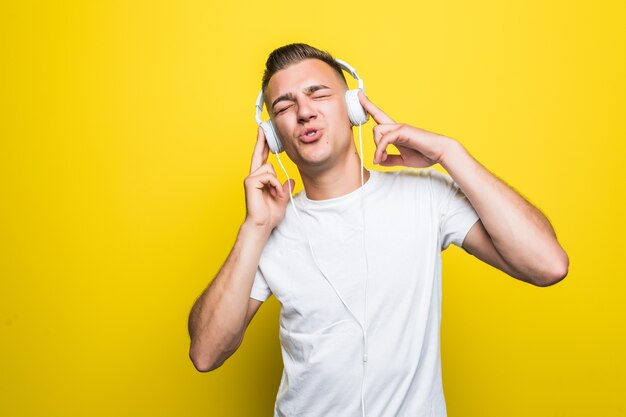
[295,149,334,171]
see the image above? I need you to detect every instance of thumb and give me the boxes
[281,179,295,197]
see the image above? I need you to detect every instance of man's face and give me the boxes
[264,59,353,171]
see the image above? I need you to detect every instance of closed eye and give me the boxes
[275,104,293,115]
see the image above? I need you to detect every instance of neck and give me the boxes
[299,147,371,200]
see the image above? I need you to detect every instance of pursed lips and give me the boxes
[298,127,323,143]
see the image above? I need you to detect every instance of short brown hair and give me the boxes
[261,43,347,92]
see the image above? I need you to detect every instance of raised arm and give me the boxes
[188,128,294,372]
[358,91,568,287]
[441,142,568,286]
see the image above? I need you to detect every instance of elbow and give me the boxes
[189,344,223,373]
[189,335,242,373]
[533,252,569,287]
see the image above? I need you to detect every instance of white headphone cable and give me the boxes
[357,121,369,417]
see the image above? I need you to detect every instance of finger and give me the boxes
[248,163,285,198]
[281,179,295,199]
[247,173,284,196]
[379,154,404,167]
[358,90,395,125]
[261,137,269,164]
[373,132,400,165]
[373,123,401,146]
[250,162,277,178]
[250,127,269,174]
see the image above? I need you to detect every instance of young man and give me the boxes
[188,44,569,416]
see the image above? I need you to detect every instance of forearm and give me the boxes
[188,221,270,371]
[440,140,568,280]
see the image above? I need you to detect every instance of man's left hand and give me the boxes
[358,91,457,168]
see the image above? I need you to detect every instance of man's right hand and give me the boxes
[243,127,294,231]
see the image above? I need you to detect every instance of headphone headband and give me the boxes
[255,91,264,125]
[334,58,365,91]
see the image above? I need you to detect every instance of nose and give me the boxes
[296,97,316,124]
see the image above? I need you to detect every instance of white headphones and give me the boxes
[255,58,369,153]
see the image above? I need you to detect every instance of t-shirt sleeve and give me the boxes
[429,169,480,251]
[250,267,272,302]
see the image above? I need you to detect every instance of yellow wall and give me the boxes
[1,1,624,416]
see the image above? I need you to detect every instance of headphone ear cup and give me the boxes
[345,89,369,126]
[261,120,283,153]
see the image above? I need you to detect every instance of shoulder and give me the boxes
[370,169,459,209]
[372,168,450,188]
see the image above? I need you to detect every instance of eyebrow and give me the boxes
[271,84,331,112]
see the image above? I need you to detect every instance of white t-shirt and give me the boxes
[250,168,480,417]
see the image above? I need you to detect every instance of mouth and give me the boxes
[299,128,323,143]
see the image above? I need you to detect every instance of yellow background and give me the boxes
[1,0,624,416]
